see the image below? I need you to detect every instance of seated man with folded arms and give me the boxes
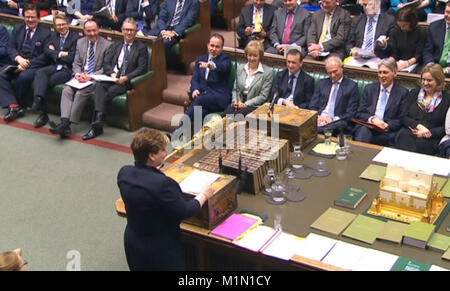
[82,18,148,140]
[49,20,111,138]
[345,0,394,68]
[309,55,359,135]
[93,0,127,31]
[0,4,51,122]
[146,0,199,54]
[237,0,276,50]
[270,48,314,109]
[306,0,351,60]
[125,0,158,34]
[266,0,311,55]
[31,12,80,128]
[353,57,409,146]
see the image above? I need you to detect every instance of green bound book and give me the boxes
[377,220,409,244]
[310,207,357,236]
[391,257,431,271]
[334,187,367,209]
[427,233,450,252]
[403,221,435,248]
[342,214,386,244]
[443,248,450,261]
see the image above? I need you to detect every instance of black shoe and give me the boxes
[49,120,58,129]
[30,99,41,113]
[82,126,103,140]
[33,113,49,128]
[4,107,25,122]
[50,121,71,137]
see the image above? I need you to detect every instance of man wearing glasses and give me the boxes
[82,17,148,140]
[31,12,81,128]
[0,3,51,122]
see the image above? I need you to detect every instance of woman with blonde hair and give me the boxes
[0,248,28,271]
[395,64,450,155]
[223,40,273,116]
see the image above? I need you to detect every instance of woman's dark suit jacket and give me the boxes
[118,163,201,271]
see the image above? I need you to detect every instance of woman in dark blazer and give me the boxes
[223,40,273,116]
[117,128,214,271]
[390,7,427,74]
[395,64,450,155]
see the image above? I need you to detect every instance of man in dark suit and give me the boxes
[93,0,127,31]
[82,17,148,140]
[309,55,360,134]
[266,0,310,55]
[125,0,159,34]
[306,0,351,60]
[0,4,51,122]
[270,48,314,109]
[423,2,450,74]
[186,33,232,123]
[345,0,394,60]
[0,24,9,68]
[237,0,276,50]
[31,12,80,128]
[147,0,199,53]
[353,57,409,146]
[0,0,22,15]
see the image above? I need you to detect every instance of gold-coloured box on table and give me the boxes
[165,164,238,229]
[246,103,318,150]
[368,165,447,224]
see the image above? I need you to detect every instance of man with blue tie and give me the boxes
[270,48,314,109]
[309,55,360,134]
[49,20,111,137]
[353,57,409,146]
[31,12,80,128]
[0,4,51,122]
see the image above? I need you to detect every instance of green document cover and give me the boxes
[377,220,409,244]
[342,214,386,244]
[310,207,357,236]
[359,164,386,182]
[404,221,435,242]
[427,233,450,252]
[443,248,450,261]
[442,180,450,199]
[391,256,431,271]
[334,187,367,209]
[434,176,448,192]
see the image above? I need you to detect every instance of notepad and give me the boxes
[210,213,261,240]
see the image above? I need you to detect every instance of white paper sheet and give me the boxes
[294,233,338,262]
[179,170,221,195]
[260,232,303,261]
[65,78,93,89]
[352,248,399,271]
[322,241,367,270]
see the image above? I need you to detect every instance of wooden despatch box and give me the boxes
[246,104,318,150]
[164,164,238,229]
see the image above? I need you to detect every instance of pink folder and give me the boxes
[210,213,261,240]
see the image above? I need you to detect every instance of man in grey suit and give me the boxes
[266,0,311,55]
[49,20,111,137]
[306,0,351,60]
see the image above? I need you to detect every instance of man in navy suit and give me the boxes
[309,55,360,134]
[185,33,231,123]
[0,0,22,15]
[237,0,276,50]
[423,2,450,74]
[353,57,409,146]
[270,48,314,109]
[147,0,199,54]
[93,0,127,31]
[0,3,51,122]
[125,0,159,34]
[31,12,80,128]
[82,17,149,140]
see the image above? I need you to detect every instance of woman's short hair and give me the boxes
[0,251,20,271]
[421,63,446,92]
[378,57,398,73]
[245,40,264,59]
[131,128,169,165]
[395,7,418,29]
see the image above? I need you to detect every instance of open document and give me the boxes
[179,170,221,195]
[65,78,93,89]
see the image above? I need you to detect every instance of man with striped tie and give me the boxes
[82,17,148,140]
[49,20,111,137]
[147,0,199,53]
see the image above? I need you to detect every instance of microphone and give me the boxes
[268,92,279,115]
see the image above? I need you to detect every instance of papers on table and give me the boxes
[65,78,93,89]
[310,207,356,236]
[359,164,387,181]
[260,232,304,261]
[89,74,117,82]
[179,170,221,195]
[352,248,399,271]
[372,147,450,177]
[210,213,261,241]
[294,233,338,262]
[321,241,368,270]
[232,225,280,252]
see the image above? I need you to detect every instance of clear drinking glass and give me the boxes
[290,142,304,169]
[324,129,332,145]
